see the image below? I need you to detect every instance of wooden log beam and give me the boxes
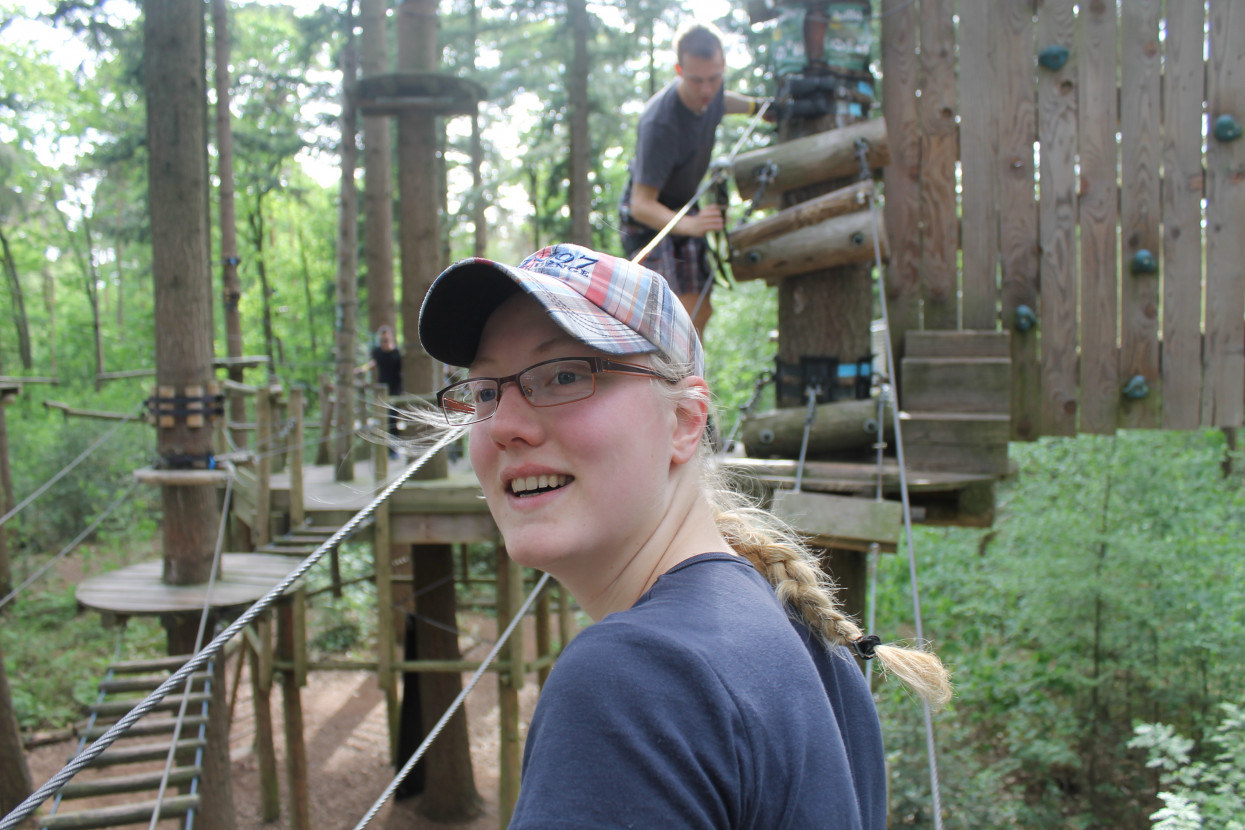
[741,397,892,459]
[728,180,874,250]
[44,400,134,421]
[732,118,889,206]
[730,208,887,284]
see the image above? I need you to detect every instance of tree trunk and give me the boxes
[296,229,320,357]
[144,0,233,827]
[468,0,486,257]
[0,226,33,370]
[41,263,55,375]
[213,0,247,449]
[247,202,277,374]
[567,0,590,245]
[0,352,13,598]
[0,641,33,825]
[335,4,360,482]
[361,0,396,335]
[53,202,105,386]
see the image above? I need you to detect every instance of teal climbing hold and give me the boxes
[1038,45,1070,71]
[1213,114,1242,143]
[1014,304,1037,333]
[1122,375,1150,400]
[1130,249,1158,275]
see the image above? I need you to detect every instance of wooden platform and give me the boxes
[75,553,302,615]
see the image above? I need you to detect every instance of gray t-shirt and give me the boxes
[627,80,726,211]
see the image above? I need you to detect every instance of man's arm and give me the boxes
[629,183,723,238]
[724,91,776,122]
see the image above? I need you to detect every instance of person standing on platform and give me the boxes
[619,22,772,336]
[355,324,403,457]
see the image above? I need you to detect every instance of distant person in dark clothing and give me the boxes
[355,325,403,456]
[619,22,772,336]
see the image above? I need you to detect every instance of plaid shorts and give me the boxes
[619,196,713,297]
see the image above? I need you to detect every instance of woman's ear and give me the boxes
[670,377,710,465]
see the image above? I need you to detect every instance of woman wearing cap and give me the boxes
[418,244,950,829]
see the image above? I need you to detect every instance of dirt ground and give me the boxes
[26,612,553,830]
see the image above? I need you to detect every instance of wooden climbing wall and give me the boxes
[880,0,1245,438]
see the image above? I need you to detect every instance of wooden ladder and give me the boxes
[39,655,215,830]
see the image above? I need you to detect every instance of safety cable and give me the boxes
[0,425,466,830]
[351,571,553,830]
[0,402,145,529]
[630,99,772,267]
[0,478,141,611]
[858,139,946,829]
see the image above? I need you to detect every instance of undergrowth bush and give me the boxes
[874,430,1245,829]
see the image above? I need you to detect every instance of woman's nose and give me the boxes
[484,380,542,445]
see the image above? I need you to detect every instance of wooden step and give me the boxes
[89,693,211,720]
[83,716,208,741]
[769,489,903,552]
[98,672,210,694]
[905,330,1010,359]
[58,766,200,800]
[280,534,337,544]
[900,356,1010,415]
[901,412,1010,475]
[93,738,206,767]
[258,544,319,555]
[39,794,199,830]
[106,655,195,675]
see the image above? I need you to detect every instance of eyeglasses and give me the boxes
[436,356,669,425]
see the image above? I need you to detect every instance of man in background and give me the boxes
[618,22,770,335]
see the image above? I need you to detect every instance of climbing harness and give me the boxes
[0,427,466,830]
[856,135,946,830]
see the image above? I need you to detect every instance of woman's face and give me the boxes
[468,295,680,579]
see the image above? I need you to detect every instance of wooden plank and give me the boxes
[917,0,959,329]
[39,795,199,830]
[901,357,1011,414]
[958,0,1000,330]
[995,0,1040,440]
[1202,3,1245,427]
[770,490,902,551]
[901,413,1010,475]
[1160,1,1207,429]
[1118,0,1163,428]
[1036,0,1079,436]
[880,0,922,358]
[904,330,1010,359]
[1077,0,1120,433]
[58,766,200,799]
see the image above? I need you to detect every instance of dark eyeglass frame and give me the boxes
[435,356,669,425]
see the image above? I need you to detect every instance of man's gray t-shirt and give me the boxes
[627,80,726,211]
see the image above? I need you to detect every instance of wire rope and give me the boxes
[0,478,141,611]
[350,571,552,830]
[0,402,145,529]
[860,146,945,829]
[0,425,466,830]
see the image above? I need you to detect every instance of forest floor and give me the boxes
[27,611,552,830]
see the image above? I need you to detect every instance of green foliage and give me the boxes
[1,586,164,730]
[874,430,1245,828]
[1130,701,1245,830]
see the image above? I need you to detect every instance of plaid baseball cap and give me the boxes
[419,244,705,377]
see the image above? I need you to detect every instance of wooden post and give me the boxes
[287,387,305,528]
[535,584,551,688]
[278,595,309,830]
[315,374,333,466]
[496,546,523,828]
[372,442,400,763]
[248,614,280,823]
[254,388,272,548]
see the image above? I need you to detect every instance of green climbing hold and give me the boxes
[1038,45,1070,71]
[1213,114,1242,143]
[1014,304,1037,333]
[1122,375,1150,400]
[1131,249,1158,275]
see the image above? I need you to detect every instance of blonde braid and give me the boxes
[647,353,953,708]
[712,484,952,709]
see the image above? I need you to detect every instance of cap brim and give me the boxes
[419,259,656,368]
